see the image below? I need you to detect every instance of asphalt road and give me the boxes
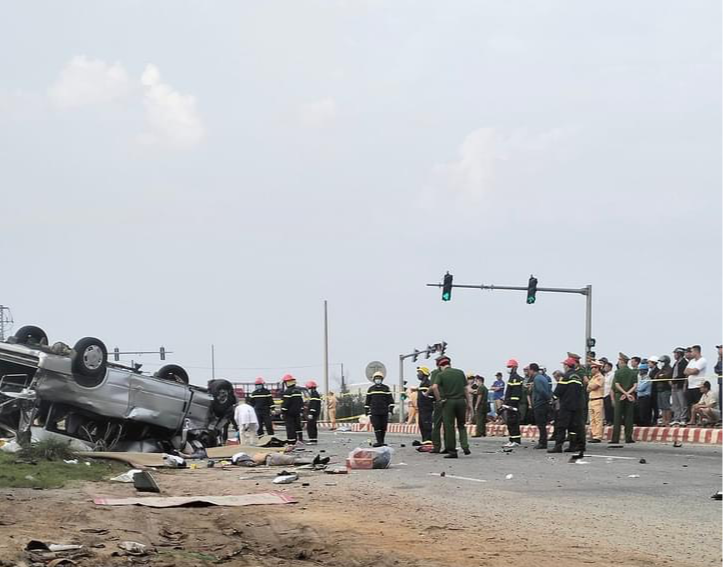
[317,430,722,566]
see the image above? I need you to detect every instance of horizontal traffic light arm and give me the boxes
[426,283,589,296]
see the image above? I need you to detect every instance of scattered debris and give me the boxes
[133,470,160,493]
[162,454,186,468]
[412,440,421,447]
[347,447,393,469]
[712,491,722,500]
[26,541,84,552]
[400,444,406,448]
[63,459,78,465]
[324,482,338,486]
[324,467,348,475]
[272,471,299,484]
[673,441,683,448]
[94,492,297,508]
[505,474,514,480]
[573,460,590,465]
[429,473,486,483]
[110,469,143,483]
[639,458,647,464]
[48,559,77,567]
[118,541,148,556]
[628,474,640,478]
[79,528,109,535]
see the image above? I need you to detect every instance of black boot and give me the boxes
[547,445,563,453]
[443,451,458,459]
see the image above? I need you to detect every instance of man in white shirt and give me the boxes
[684,345,707,425]
[234,398,259,446]
[690,381,719,425]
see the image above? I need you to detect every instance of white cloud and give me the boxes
[48,56,132,109]
[422,126,578,209]
[298,97,337,128]
[138,64,205,149]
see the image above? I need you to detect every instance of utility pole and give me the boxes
[0,306,13,342]
[428,277,594,362]
[211,344,216,379]
[323,300,329,396]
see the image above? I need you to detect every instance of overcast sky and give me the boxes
[1,1,720,390]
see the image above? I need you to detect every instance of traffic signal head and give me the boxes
[160,346,166,361]
[526,276,538,304]
[442,272,453,301]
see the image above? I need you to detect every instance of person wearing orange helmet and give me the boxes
[305,380,321,444]
[502,358,523,448]
[281,374,304,444]
[249,377,274,437]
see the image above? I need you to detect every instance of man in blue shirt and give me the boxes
[636,362,653,426]
[491,372,505,423]
[530,363,552,449]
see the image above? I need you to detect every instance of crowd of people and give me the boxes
[398,344,722,458]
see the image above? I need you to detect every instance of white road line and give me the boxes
[429,473,487,483]
[583,454,636,460]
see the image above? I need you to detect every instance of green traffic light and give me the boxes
[442,291,451,301]
[527,296,536,304]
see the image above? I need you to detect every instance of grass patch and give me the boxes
[0,450,127,489]
[17,438,78,462]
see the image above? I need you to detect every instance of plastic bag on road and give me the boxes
[346,447,394,469]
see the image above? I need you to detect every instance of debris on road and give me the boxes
[712,491,722,501]
[347,447,393,469]
[505,474,514,480]
[133,470,160,493]
[673,441,683,448]
[162,454,186,468]
[117,541,148,556]
[26,541,84,552]
[628,474,640,478]
[273,471,299,484]
[110,469,143,483]
[324,467,348,474]
[429,473,486,483]
[639,458,647,464]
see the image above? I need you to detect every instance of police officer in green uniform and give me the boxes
[610,352,637,444]
[430,356,472,458]
[472,375,488,437]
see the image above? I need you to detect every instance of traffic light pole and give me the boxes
[427,282,594,362]
[397,343,447,423]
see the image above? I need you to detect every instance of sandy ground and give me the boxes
[0,435,720,566]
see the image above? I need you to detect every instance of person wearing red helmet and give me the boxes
[548,356,587,453]
[305,380,321,444]
[502,359,523,448]
[281,374,304,444]
[249,377,274,437]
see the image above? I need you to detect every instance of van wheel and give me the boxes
[155,364,189,385]
[72,337,107,387]
[13,326,48,346]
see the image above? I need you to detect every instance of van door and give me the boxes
[128,374,190,432]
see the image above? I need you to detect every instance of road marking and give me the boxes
[429,473,486,483]
[583,454,635,460]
